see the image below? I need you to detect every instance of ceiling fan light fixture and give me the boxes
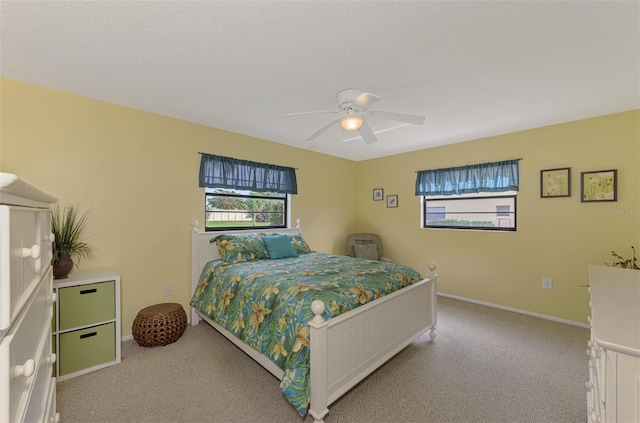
[340,115,364,131]
[286,88,425,144]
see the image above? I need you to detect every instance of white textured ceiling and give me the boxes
[1,1,638,161]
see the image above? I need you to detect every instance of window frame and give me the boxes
[204,188,290,232]
[421,192,517,232]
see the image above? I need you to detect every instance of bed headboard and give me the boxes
[189,219,302,324]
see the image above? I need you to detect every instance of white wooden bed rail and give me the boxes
[308,266,437,422]
[189,221,438,423]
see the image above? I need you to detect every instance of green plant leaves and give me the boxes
[51,204,95,266]
[607,246,639,270]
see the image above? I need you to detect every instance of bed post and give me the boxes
[427,262,438,342]
[308,300,329,423]
[190,220,201,326]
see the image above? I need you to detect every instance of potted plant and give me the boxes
[51,204,95,279]
[607,246,639,270]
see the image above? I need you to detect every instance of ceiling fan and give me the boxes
[285,88,426,145]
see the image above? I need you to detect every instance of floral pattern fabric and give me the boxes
[190,252,422,416]
[212,233,270,263]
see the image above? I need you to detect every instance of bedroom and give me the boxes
[1,1,639,422]
[3,78,638,326]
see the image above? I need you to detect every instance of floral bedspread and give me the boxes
[190,252,422,416]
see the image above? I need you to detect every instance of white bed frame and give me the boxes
[189,220,438,422]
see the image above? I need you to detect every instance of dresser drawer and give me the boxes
[22,328,55,423]
[44,378,59,423]
[59,322,115,376]
[38,209,53,268]
[59,281,115,330]
[1,206,53,330]
[0,271,53,423]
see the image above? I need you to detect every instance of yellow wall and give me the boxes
[0,78,358,335]
[355,110,640,323]
[2,77,638,332]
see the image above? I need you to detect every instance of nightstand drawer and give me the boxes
[59,281,115,330]
[53,270,121,381]
[59,322,115,376]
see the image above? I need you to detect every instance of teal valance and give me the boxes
[415,159,519,196]
[199,153,298,194]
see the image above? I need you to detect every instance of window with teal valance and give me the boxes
[199,153,298,194]
[415,159,519,196]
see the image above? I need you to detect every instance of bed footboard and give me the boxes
[308,263,438,423]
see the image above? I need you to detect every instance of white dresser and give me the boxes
[587,265,640,423]
[0,173,60,423]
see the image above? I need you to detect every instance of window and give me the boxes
[205,188,288,231]
[422,192,517,231]
[415,159,520,232]
[198,153,297,231]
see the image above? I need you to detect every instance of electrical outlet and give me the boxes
[163,284,173,296]
[542,277,553,289]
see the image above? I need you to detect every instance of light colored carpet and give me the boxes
[57,297,589,422]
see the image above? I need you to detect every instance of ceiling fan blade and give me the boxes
[305,118,341,141]
[357,121,378,145]
[353,92,382,110]
[368,109,426,125]
[285,110,339,117]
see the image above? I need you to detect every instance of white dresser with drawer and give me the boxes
[587,265,640,423]
[0,173,60,423]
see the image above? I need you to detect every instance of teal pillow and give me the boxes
[261,235,298,259]
[261,232,311,255]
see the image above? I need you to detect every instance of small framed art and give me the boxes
[540,167,571,198]
[386,195,398,208]
[373,188,384,201]
[581,169,617,202]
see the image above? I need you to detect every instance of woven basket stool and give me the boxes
[132,302,187,347]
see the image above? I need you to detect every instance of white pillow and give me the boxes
[354,243,379,261]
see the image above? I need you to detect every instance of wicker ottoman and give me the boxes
[132,302,187,347]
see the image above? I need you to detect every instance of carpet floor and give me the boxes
[57,296,589,422]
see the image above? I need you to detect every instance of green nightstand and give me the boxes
[52,270,121,381]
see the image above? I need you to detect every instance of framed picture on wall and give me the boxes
[581,169,617,202]
[386,195,398,208]
[540,167,571,198]
[373,188,384,201]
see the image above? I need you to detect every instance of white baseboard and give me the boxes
[437,292,589,328]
